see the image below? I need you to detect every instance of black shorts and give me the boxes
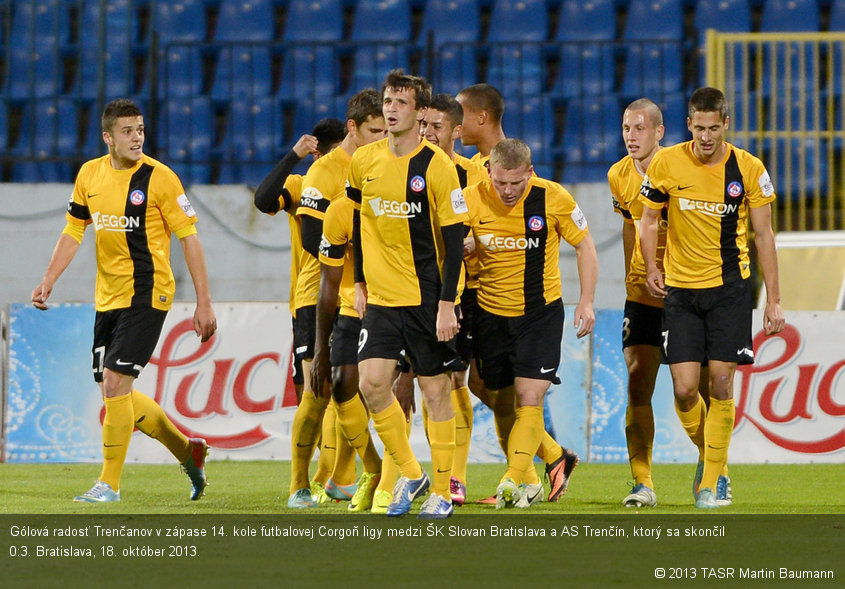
[293,305,316,362]
[330,314,361,367]
[663,280,754,366]
[475,299,564,390]
[456,287,478,365]
[358,303,460,377]
[92,306,167,382]
[622,299,664,348]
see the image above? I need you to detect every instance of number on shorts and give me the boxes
[357,328,368,354]
[662,330,669,355]
[622,317,631,343]
[93,345,105,374]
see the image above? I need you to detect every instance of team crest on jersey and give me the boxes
[410,175,426,192]
[727,181,743,198]
[129,189,145,206]
[528,215,545,231]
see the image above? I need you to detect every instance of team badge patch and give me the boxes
[528,215,545,231]
[410,175,426,192]
[727,181,743,198]
[129,190,145,206]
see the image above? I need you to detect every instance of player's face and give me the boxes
[420,109,458,150]
[688,110,729,163]
[383,86,422,135]
[489,162,533,207]
[104,115,144,169]
[622,108,663,162]
[353,114,387,147]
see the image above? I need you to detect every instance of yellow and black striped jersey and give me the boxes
[464,176,589,317]
[608,155,667,307]
[65,154,197,312]
[318,197,357,318]
[347,138,468,307]
[455,153,488,289]
[285,175,304,316]
[294,147,352,310]
[640,141,775,289]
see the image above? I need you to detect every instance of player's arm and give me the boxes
[622,221,635,279]
[436,222,464,342]
[254,135,317,214]
[639,205,666,297]
[573,231,598,338]
[31,228,82,310]
[178,231,217,342]
[749,203,785,335]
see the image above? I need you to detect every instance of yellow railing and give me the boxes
[705,31,845,231]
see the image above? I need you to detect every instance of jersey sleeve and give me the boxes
[429,154,468,228]
[744,153,777,208]
[65,163,92,227]
[297,162,333,220]
[639,151,671,210]
[319,199,350,268]
[553,185,589,247]
[608,166,633,222]
[155,166,197,233]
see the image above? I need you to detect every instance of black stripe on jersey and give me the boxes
[523,185,548,314]
[720,151,743,284]
[125,164,155,307]
[346,185,362,205]
[406,146,439,302]
[641,177,668,204]
[67,200,91,220]
[319,238,346,261]
[455,164,468,189]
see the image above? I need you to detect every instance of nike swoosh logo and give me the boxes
[479,218,496,224]
[527,490,541,504]
[296,442,311,448]
[115,359,134,366]
[539,367,555,374]
[677,185,694,191]
[103,444,123,448]
[436,469,450,473]
[366,176,378,182]
[514,450,531,456]
[87,193,100,199]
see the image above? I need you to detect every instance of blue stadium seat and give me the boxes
[660,92,687,146]
[155,45,205,98]
[161,97,213,185]
[278,0,343,100]
[830,1,845,95]
[75,46,135,101]
[511,96,556,169]
[6,46,63,101]
[768,138,828,198]
[693,0,751,38]
[210,46,273,102]
[485,0,547,98]
[560,95,622,183]
[291,100,335,143]
[621,0,684,98]
[215,0,274,42]
[418,0,480,93]
[553,43,616,98]
[11,98,78,182]
[80,0,139,50]
[0,100,7,153]
[760,41,822,96]
[152,0,208,44]
[487,0,548,43]
[218,97,281,185]
[10,0,71,50]
[760,0,819,32]
[349,0,412,92]
[556,0,615,42]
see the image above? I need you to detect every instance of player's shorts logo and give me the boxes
[528,215,545,231]
[410,175,426,192]
[129,190,146,206]
[727,181,743,198]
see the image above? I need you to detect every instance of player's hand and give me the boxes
[763,301,785,335]
[354,282,368,319]
[463,236,476,256]
[31,281,53,310]
[310,350,332,398]
[645,267,667,298]
[392,370,416,419]
[194,302,217,342]
[436,301,458,342]
[573,302,595,338]
[292,134,318,159]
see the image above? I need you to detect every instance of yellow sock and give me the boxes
[336,395,382,474]
[377,419,411,493]
[331,406,358,487]
[701,398,735,491]
[626,404,655,488]
[675,395,706,460]
[372,399,422,480]
[421,402,430,444]
[289,391,329,494]
[721,463,729,477]
[313,401,338,485]
[131,390,190,462]
[451,386,472,485]
[503,406,544,484]
[427,417,456,498]
[494,411,515,456]
[99,393,134,491]
[536,431,562,464]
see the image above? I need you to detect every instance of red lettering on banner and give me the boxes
[737,324,845,454]
[146,319,293,448]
